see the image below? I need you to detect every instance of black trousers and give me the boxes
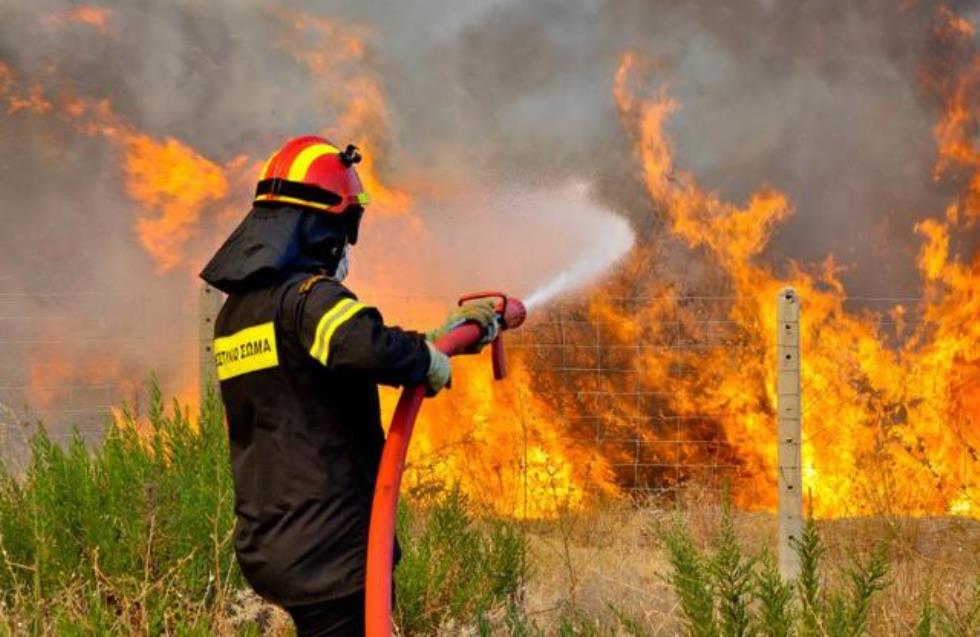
[285,592,364,637]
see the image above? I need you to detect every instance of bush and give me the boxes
[394,486,527,635]
[0,383,532,635]
[0,383,245,634]
[660,504,891,637]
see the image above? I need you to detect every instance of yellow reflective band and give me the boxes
[356,191,371,205]
[310,298,355,360]
[213,322,279,381]
[287,143,341,182]
[310,298,369,365]
[254,193,336,212]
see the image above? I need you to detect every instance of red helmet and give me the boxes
[254,135,370,213]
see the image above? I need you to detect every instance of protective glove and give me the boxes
[425,341,452,397]
[426,299,499,353]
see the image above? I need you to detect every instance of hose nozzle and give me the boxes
[458,292,526,330]
[499,297,527,331]
[457,292,526,380]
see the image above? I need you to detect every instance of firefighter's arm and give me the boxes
[296,287,431,387]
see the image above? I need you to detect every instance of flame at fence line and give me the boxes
[595,4,979,517]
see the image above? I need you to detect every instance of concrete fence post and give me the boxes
[776,287,803,580]
[198,283,224,402]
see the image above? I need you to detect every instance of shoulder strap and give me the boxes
[298,273,329,295]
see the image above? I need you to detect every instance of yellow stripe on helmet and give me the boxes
[287,143,341,182]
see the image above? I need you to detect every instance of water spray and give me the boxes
[365,292,527,637]
[523,222,635,311]
[524,254,611,311]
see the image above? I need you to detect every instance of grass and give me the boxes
[0,387,978,635]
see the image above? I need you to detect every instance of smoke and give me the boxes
[351,0,965,294]
[351,0,972,298]
[0,0,973,430]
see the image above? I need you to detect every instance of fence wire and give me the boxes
[0,291,197,464]
[511,299,760,499]
[0,289,943,505]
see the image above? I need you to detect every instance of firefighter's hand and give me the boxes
[426,300,499,353]
[424,342,452,397]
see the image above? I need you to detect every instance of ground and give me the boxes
[232,500,980,635]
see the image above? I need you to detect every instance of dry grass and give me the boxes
[519,494,980,635]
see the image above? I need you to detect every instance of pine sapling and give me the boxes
[842,543,889,635]
[708,501,754,637]
[662,515,719,637]
[793,519,825,637]
[754,550,795,637]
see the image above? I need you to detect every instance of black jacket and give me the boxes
[212,269,429,605]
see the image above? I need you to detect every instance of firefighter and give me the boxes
[200,136,497,636]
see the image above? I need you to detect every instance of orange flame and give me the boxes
[607,25,979,517]
[124,135,229,272]
[387,356,618,518]
[41,6,112,33]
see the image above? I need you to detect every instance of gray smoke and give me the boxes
[330,0,971,296]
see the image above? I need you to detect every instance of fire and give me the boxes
[935,4,975,40]
[3,5,977,521]
[124,135,230,273]
[601,5,979,518]
[613,54,793,268]
[0,63,52,115]
[389,356,618,519]
[0,64,244,274]
[41,6,112,33]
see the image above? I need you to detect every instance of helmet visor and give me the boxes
[342,205,365,245]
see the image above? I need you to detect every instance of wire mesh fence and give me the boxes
[0,290,197,463]
[511,296,760,501]
[0,287,947,511]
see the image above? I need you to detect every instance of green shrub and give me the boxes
[754,551,794,637]
[662,515,720,637]
[660,509,893,637]
[0,383,536,635]
[394,486,527,635]
[0,382,244,634]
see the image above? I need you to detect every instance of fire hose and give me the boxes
[365,292,527,637]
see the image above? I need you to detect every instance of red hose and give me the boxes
[364,323,486,637]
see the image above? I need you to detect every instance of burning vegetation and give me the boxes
[0,1,977,523]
